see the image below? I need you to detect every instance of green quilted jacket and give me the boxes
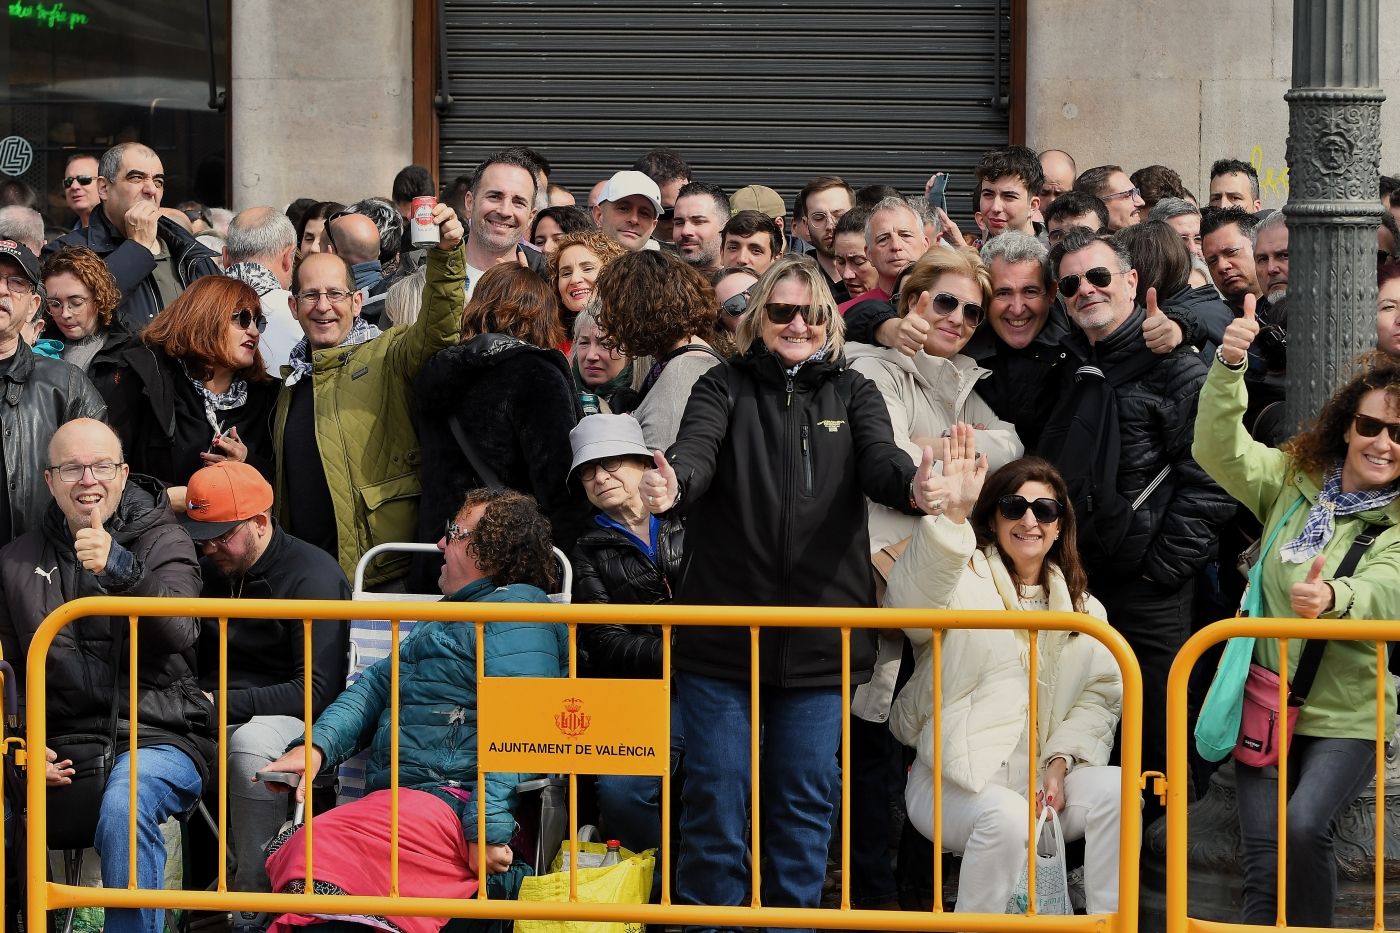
[273,244,465,586]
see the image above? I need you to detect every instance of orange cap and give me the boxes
[180,461,274,541]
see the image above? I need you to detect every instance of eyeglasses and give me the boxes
[1057,266,1126,298]
[231,308,269,333]
[1353,413,1400,444]
[580,457,627,482]
[808,210,847,226]
[997,495,1063,523]
[720,291,750,319]
[63,175,95,188]
[1101,186,1142,203]
[296,289,354,306]
[765,303,829,326]
[46,295,91,313]
[184,207,212,226]
[206,520,251,548]
[47,460,124,483]
[927,292,984,327]
[445,519,474,543]
[0,274,35,295]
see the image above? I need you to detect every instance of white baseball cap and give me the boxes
[597,171,663,215]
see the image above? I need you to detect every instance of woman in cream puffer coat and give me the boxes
[886,429,1128,914]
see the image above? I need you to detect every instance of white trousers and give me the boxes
[904,760,1125,914]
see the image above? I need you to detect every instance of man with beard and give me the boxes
[796,175,855,302]
[671,182,729,274]
[462,150,544,302]
[1253,211,1289,305]
[185,461,349,917]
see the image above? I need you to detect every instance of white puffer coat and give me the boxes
[886,515,1122,794]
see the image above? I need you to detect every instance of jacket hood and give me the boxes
[417,333,569,405]
[844,344,989,407]
[43,473,175,548]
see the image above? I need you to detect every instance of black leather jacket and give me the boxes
[571,513,683,679]
[44,204,222,330]
[1,342,106,543]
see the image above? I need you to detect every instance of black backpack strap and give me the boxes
[448,413,503,488]
[1290,522,1387,702]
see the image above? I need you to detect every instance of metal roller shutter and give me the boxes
[439,0,1011,216]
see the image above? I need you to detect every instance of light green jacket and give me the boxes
[273,244,465,586]
[1192,360,1400,738]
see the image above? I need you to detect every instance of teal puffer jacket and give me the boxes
[307,578,567,843]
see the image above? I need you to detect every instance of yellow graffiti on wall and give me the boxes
[1251,145,1290,200]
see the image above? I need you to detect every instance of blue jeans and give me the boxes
[95,745,203,933]
[596,698,684,899]
[1235,735,1376,926]
[674,671,841,933]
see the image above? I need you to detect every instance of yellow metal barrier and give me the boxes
[24,596,1145,933]
[1165,616,1397,933]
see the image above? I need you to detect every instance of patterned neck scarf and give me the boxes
[181,360,249,443]
[225,261,282,297]
[784,346,829,377]
[1280,463,1399,563]
[284,315,382,387]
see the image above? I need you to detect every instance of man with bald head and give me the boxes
[0,417,206,933]
[225,207,301,372]
[45,142,221,328]
[1039,149,1076,209]
[274,203,466,588]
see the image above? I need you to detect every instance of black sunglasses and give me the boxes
[928,292,984,327]
[1057,266,1124,298]
[63,175,95,188]
[231,308,268,333]
[1353,413,1400,444]
[765,302,828,326]
[721,291,750,319]
[997,495,1063,523]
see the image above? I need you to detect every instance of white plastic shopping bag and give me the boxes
[1006,805,1073,915]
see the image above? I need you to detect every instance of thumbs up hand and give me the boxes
[911,445,952,516]
[640,450,679,513]
[1219,293,1261,367]
[1290,553,1335,619]
[1142,286,1184,355]
[74,505,113,575]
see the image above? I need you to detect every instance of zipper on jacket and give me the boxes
[800,424,814,496]
[786,375,794,407]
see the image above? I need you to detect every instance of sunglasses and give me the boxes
[997,495,1064,523]
[1353,413,1400,444]
[63,175,95,188]
[444,518,473,542]
[764,302,829,326]
[1057,266,1125,298]
[720,291,750,319]
[230,308,269,333]
[927,292,984,327]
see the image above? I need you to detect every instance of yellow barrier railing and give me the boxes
[24,596,1145,933]
[1165,616,1398,933]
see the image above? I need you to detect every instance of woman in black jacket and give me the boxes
[640,256,945,921]
[567,413,682,883]
[411,263,588,592]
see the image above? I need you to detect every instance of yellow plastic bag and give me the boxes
[515,841,655,933]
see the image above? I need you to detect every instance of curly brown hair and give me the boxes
[593,250,717,357]
[546,230,627,283]
[40,246,121,330]
[140,276,269,382]
[459,264,563,347]
[969,457,1091,612]
[1282,352,1400,478]
[458,488,558,592]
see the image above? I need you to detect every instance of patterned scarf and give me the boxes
[784,346,829,377]
[182,360,249,443]
[1280,463,1400,563]
[283,315,382,387]
[225,261,282,297]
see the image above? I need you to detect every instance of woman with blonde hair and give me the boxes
[848,247,1022,550]
[639,254,948,921]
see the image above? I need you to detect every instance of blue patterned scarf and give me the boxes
[283,316,382,387]
[1280,463,1399,563]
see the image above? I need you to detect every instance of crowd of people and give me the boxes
[1,139,1399,933]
